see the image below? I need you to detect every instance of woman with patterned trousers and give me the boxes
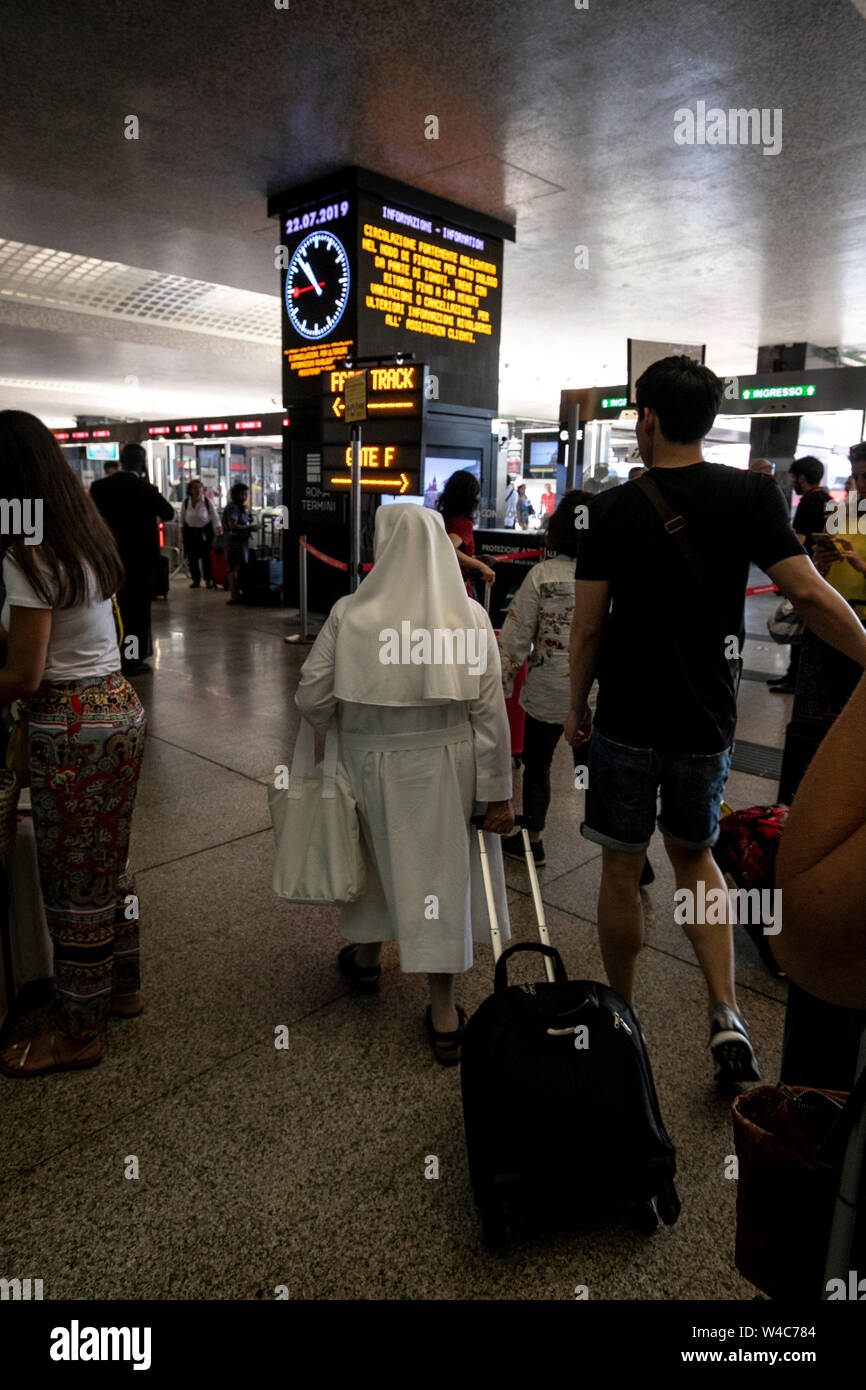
[0,411,147,1078]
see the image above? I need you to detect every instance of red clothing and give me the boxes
[540,491,556,516]
[443,514,475,595]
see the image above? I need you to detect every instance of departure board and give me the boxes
[355,190,503,410]
[273,171,509,411]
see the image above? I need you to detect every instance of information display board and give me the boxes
[355,190,503,410]
[273,170,511,411]
[321,364,427,495]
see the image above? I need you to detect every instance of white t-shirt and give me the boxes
[1,553,120,681]
[181,495,220,529]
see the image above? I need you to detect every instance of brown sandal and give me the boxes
[0,1033,102,1078]
[338,944,381,994]
[425,1005,467,1066]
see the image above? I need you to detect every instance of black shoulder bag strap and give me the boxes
[632,471,743,694]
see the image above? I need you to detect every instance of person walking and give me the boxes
[181,477,222,589]
[90,441,174,675]
[564,355,866,1085]
[224,481,254,606]
[294,504,513,1065]
[0,412,147,1077]
[498,491,592,866]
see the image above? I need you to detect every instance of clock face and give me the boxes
[285,231,351,341]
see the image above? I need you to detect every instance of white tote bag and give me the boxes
[268,720,366,904]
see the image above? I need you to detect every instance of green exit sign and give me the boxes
[601,396,628,408]
[742,384,817,402]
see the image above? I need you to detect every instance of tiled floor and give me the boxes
[0,580,795,1300]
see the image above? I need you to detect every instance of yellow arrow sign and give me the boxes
[331,396,345,418]
[330,472,411,493]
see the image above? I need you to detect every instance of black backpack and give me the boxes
[460,940,680,1250]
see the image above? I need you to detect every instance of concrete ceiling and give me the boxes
[2,0,866,422]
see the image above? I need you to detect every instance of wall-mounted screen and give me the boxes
[356,191,503,411]
[523,431,559,476]
[86,442,118,461]
[422,452,482,512]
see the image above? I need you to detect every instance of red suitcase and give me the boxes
[210,549,228,589]
[505,660,527,757]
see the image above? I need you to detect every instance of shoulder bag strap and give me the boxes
[632,470,707,579]
[632,470,743,691]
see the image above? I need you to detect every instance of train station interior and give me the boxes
[1,0,866,1333]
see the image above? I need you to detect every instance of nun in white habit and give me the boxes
[295,503,513,1063]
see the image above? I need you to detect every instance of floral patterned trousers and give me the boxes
[26,672,147,1043]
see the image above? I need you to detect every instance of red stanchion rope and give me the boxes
[298,538,375,573]
[298,538,348,572]
[300,535,780,600]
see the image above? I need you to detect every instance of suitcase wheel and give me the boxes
[656,1178,681,1226]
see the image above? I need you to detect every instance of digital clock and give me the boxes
[285,230,351,341]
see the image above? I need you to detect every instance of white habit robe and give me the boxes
[295,595,513,973]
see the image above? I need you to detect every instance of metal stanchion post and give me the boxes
[285,535,313,645]
[299,536,309,639]
[350,424,362,591]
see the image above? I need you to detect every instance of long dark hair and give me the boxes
[437,469,479,521]
[545,489,592,559]
[0,410,124,607]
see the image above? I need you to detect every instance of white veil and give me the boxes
[332,503,489,705]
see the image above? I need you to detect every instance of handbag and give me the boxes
[768,597,805,645]
[732,1059,866,1299]
[268,719,366,905]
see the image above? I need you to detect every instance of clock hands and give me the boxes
[292,281,325,299]
[298,258,323,295]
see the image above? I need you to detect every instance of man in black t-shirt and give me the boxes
[565,356,866,1086]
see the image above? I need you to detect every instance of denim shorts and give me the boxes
[581,729,733,853]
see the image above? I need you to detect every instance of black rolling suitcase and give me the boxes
[461,816,680,1251]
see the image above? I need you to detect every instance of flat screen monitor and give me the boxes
[86,442,119,462]
[528,437,558,474]
[522,429,559,477]
[422,451,482,511]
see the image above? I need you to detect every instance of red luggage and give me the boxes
[210,548,228,588]
[505,661,527,757]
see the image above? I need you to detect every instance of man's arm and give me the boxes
[766,554,866,667]
[564,579,610,742]
[775,670,866,1009]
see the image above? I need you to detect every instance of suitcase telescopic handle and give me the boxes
[494,942,568,992]
[472,813,557,983]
